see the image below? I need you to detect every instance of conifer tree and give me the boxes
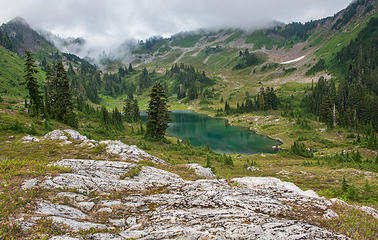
[132,99,140,122]
[45,64,54,116]
[101,106,110,126]
[123,96,140,122]
[23,51,43,116]
[112,106,124,129]
[146,83,170,140]
[139,67,151,92]
[224,101,230,114]
[48,61,78,127]
[123,97,133,122]
[128,63,133,72]
[319,97,334,128]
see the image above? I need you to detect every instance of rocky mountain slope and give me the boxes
[12,129,377,239]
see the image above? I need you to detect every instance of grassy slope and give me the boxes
[171,34,202,48]
[117,13,378,205]
[0,95,377,239]
[0,47,45,97]
[315,13,378,65]
[0,9,376,240]
[245,30,284,50]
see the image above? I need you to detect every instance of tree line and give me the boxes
[234,49,264,70]
[304,17,378,132]
[222,87,279,115]
[166,63,215,100]
[23,51,77,127]
[24,52,171,141]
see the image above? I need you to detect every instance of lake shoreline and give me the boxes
[185,108,285,150]
[162,109,282,154]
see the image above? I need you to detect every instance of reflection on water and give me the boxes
[141,110,280,154]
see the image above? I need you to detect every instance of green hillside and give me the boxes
[0,47,45,97]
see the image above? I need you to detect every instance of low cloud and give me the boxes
[1,0,352,60]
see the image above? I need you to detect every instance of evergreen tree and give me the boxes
[22,51,43,116]
[48,61,78,127]
[112,107,124,129]
[146,83,170,140]
[123,97,133,122]
[131,99,140,122]
[224,101,230,114]
[319,97,334,128]
[139,67,151,92]
[101,106,110,126]
[45,64,54,116]
[123,97,140,122]
[128,63,134,72]
[245,91,253,112]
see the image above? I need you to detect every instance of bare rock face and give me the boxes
[247,166,260,172]
[22,135,40,143]
[19,158,350,239]
[38,129,166,163]
[17,130,356,239]
[44,130,68,141]
[185,163,216,178]
[99,140,167,164]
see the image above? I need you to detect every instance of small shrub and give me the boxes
[290,140,313,158]
[9,120,24,133]
[26,124,38,135]
[223,154,234,166]
[121,165,143,179]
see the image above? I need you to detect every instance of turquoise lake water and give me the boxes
[142,110,280,154]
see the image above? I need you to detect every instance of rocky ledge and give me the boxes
[15,130,377,239]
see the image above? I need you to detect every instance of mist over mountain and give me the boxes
[0,1,377,239]
[1,0,353,63]
[38,30,139,64]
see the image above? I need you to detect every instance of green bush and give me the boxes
[316,150,377,172]
[290,140,313,158]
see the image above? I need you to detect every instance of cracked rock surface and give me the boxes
[15,130,361,239]
[185,163,216,178]
[19,159,351,239]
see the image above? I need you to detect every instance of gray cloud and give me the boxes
[0,0,352,59]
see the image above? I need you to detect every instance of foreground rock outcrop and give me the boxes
[21,159,350,240]
[15,129,370,239]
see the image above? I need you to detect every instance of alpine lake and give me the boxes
[141,110,280,154]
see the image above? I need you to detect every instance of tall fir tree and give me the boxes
[319,97,334,128]
[123,96,140,123]
[23,51,43,116]
[45,64,54,117]
[146,83,170,140]
[128,63,133,72]
[112,106,124,129]
[123,97,133,122]
[132,99,140,122]
[139,67,151,93]
[101,106,110,126]
[48,61,78,127]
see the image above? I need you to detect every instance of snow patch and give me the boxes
[280,55,305,64]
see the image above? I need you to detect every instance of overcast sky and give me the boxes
[0,0,353,54]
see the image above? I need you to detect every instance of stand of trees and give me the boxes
[234,49,263,70]
[100,106,124,130]
[23,52,77,127]
[304,17,378,131]
[166,63,215,100]
[123,96,140,122]
[222,88,279,115]
[103,65,136,98]
[45,61,77,127]
[139,67,152,93]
